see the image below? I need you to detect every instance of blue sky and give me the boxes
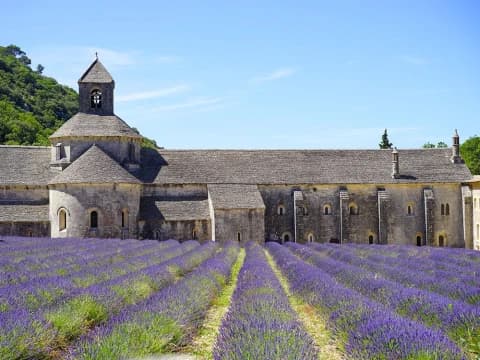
[1,1,479,149]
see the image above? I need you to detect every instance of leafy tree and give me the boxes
[379,129,393,149]
[437,141,448,148]
[35,64,44,74]
[460,136,480,175]
[423,142,436,149]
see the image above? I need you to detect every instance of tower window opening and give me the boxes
[90,211,98,229]
[59,209,67,231]
[90,90,102,109]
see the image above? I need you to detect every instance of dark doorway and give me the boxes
[368,235,374,244]
[416,236,422,246]
[438,235,445,247]
[90,211,98,228]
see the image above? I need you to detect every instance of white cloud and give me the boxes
[153,97,224,112]
[116,85,190,102]
[251,67,296,83]
[401,55,429,65]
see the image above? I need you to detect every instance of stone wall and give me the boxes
[0,186,48,203]
[0,221,49,237]
[49,183,141,238]
[471,181,480,250]
[140,219,211,242]
[213,208,265,244]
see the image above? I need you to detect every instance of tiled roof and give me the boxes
[140,198,210,221]
[50,113,142,139]
[49,145,140,185]
[78,59,114,83]
[0,146,53,186]
[140,148,473,185]
[0,204,49,222]
[208,184,265,209]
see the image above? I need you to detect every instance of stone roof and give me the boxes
[78,59,114,83]
[0,204,49,222]
[140,148,473,185]
[208,184,265,209]
[140,198,210,221]
[50,112,142,139]
[49,145,140,185]
[0,146,53,186]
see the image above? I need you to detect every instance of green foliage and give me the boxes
[0,44,78,145]
[379,129,393,149]
[80,313,182,360]
[45,295,107,341]
[460,136,480,175]
[423,141,448,149]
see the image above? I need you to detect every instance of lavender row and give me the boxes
[288,242,480,357]
[73,242,238,360]
[0,239,167,287]
[309,243,480,305]
[0,240,184,313]
[267,242,464,360]
[0,241,217,359]
[213,242,317,360]
[347,243,480,275]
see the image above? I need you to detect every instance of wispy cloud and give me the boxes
[251,67,296,83]
[401,55,429,65]
[153,97,224,112]
[117,85,190,102]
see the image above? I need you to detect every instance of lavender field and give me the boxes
[0,237,479,360]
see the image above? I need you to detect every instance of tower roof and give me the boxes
[49,145,140,185]
[49,113,142,139]
[78,58,114,84]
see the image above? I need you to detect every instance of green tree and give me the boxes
[423,142,436,149]
[379,129,393,149]
[460,136,480,175]
[437,141,448,148]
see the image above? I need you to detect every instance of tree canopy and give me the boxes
[423,141,448,149]
[460,136,480,175]
[379,129,393,149]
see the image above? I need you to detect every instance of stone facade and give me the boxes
[0,59,477,249]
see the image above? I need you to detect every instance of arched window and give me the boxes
[307,233,314,243]
[438,235,445,247]
[121,209,128,228]
[368,235,374,244]
[416,235,422,246]
[90,90,102,108]
[324,204,331,215]
[59,209,67,231]
[90,211,98,229]
[277,205,285,216]
[445,203,450,216]
[349,203,358,215]
[441,204,445,216]
[282,232,291,242]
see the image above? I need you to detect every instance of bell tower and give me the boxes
[78,55,115,115]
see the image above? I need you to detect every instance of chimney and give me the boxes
[451,129,462,163]
[392,147,400,178]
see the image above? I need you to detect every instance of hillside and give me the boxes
[0,45,157,148]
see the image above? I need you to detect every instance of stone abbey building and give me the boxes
[1,59,479,249]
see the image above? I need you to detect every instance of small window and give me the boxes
[368,235,374,244]
[445,203,450,216]
[277,205,285,216]
[407,205,412,215]
[237,232,241,242]
[324,204,331,215]
[128,143,135,162]
[153,229,161,240]
[307,233,314,243]
[438,235,445,247]
[91,90,102,108]
[441,204,445,216]
[192,229,198,240]
[121,209,128,228]
[416,235,422,246]
[349,203,358,215]
[59,209,67,231]
[90,211,98,229]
